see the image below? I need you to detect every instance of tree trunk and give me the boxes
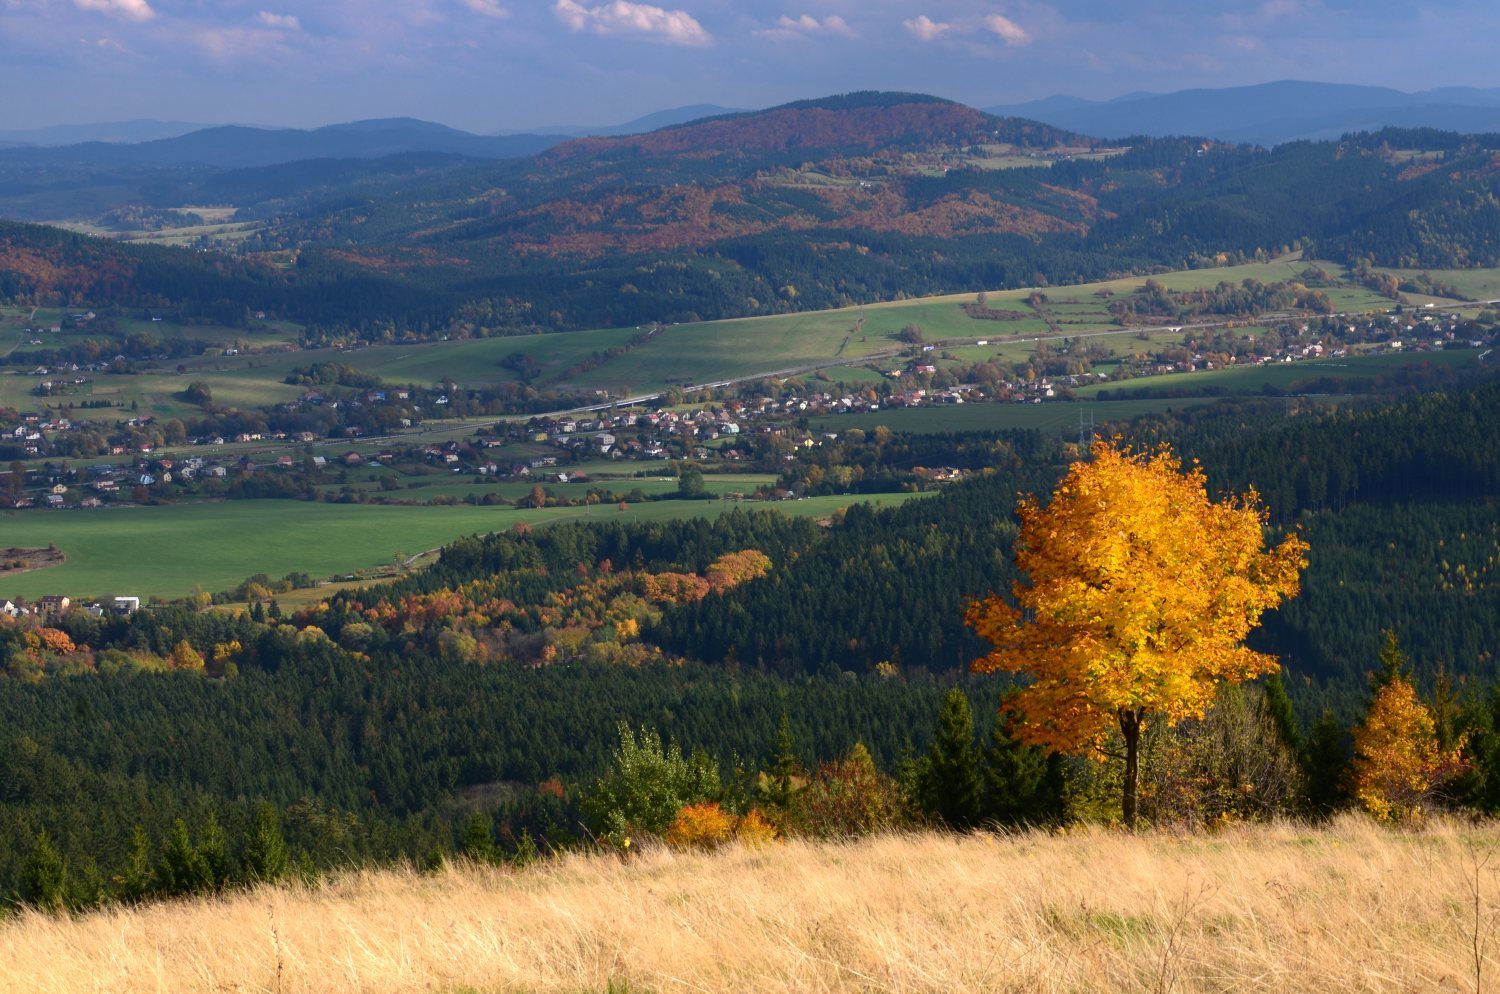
[1120,709,1141,830]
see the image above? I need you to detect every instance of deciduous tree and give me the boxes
[967,440,1307,828]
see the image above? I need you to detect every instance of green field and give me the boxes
[1375,266,1500,301]
[811,397,1224,434]
[0,493,927,600]
[1072,348,1486,398]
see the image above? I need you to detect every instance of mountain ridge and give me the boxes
[987,80,1500,145]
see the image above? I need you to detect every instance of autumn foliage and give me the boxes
[968,440,1308,826]
[1351,676,1463,822]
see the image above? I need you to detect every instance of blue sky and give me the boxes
[2,0,1496,131]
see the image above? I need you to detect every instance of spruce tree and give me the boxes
[157,818,210,896]
[1302,711,1351,818]
[760,714,803,815]
[116,826,155,902]
[21,831,67,912]
[1262,671,1302,754]
[197,812,232,890]
[461,811,498,865]
[512,829,540,868]
[984,712,1064,827]
[918,688,984,828]
[243,802,288,883]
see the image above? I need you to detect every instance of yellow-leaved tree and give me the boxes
[1350,635,1463,822]
[967,440,1308,828]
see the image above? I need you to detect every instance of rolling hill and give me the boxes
[4,90,1500,338]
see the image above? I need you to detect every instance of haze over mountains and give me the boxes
[12,80,1500,169]
[0,105,747,167]
[987,81,1500,146]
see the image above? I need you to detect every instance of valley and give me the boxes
[1,87,1499,968]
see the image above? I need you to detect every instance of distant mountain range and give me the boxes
[987,80,1500,146]
[0,105,750,167]
[521,104,747,138]
[17,83,1500,168]
[0,119,213,147]
[0,119,561,170]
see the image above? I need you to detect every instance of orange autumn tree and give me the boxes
[967,440,1308,828]
[1350,635,1464,822]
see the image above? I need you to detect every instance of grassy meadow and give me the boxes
[1072,347,1488,399]
[0,492,926,600]
[0,816,1490,994]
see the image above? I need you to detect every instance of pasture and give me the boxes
[1072,347,1486,399]
[0,492,927,600]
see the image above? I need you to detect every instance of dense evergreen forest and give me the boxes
[3,380,1498,909]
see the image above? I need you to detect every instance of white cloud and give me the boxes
[73,0,154,22]
[554,0,711,46]
[755,14,854,41]
[983,13,1029,45]
[460,0,510,18]
[256,11,301,31]
[902,14,951,42]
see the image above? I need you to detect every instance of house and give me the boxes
[37,595,70,617]
[111,596,140,615]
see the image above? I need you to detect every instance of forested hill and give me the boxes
[4,93,1500,336]
[544,92,1080,161]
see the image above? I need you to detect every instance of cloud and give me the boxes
[902,14,951,41]
[72,0,154,22]
[983,13,1030,45]
[554,0,711,46]
[755,14,854,41]
[256,11,301,31]
[460,0,510,18]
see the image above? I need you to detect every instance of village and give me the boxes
[2,304,1492,511]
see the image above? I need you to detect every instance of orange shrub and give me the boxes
[665,802,735,850]
[734,809,779,848]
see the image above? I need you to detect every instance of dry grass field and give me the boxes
[3,815,1496,993]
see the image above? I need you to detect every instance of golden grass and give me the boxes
[4,815,1496,993]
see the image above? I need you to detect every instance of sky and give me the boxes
[2,0,1498,132]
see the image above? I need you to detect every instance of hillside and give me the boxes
[0,819,1482,993]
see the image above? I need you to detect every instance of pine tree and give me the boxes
[250,601,266,623]
[21,831,67,912]
[267,600,283,621]
[243,802,288,883]
[917,688,984,828]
